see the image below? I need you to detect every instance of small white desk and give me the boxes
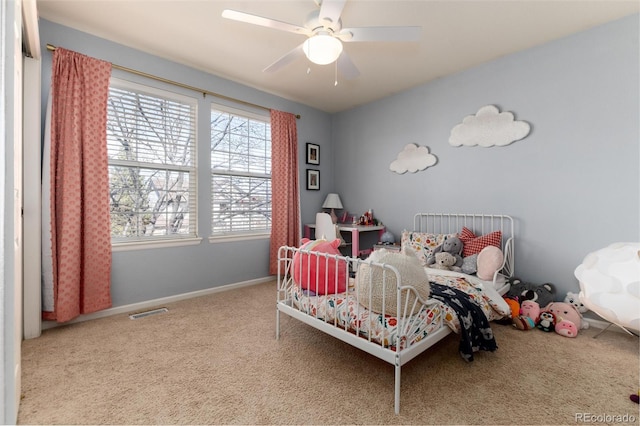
[304,224,385,258]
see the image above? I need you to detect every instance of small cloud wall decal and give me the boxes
[449,105,530,147]
[390,143,437,174]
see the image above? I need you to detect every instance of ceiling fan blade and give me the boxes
[339,26,421,42]
[319,0,346,27]
[263,43,306,73]
[337,51,360,80]
[222,9,312,36]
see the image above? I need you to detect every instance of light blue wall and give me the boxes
[39,19,333,306]
[39,14,639,305]
[332,14,640,298]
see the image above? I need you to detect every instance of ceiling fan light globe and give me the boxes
[303,35,343,65]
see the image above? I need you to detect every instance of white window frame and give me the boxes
[209,103,271,242]
[107,78,200,251]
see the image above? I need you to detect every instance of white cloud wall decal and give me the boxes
[449,105,530,147]
[390,143,437,174]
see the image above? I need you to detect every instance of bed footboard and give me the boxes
[276,245,443,414]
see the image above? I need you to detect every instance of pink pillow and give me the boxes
[292,238,348,295]
[477,245,504,281]
[459,226,502,258]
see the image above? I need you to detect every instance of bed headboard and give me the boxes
[413,213,515,278]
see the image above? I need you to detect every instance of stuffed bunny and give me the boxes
[426,236,463,267]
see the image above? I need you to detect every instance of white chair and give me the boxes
[315,212,337,240]
[315,212,350,256]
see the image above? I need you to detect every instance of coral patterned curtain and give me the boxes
[43,48,113,323]
[269,110,300,274]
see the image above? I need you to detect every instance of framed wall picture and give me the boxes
[306,169,320,190]
[306,143,320,165]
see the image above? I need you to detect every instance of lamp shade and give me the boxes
[303,34,343,65]
[322,193,343,224]
[322,193,343,209]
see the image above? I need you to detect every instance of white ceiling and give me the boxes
[36,0,639,113]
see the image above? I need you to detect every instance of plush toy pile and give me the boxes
[425,229,506,282]
[502,277,589,337]
[426,237,463,268]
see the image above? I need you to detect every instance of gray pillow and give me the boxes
[461,254,478,275]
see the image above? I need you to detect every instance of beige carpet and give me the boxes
[18,280,640,425]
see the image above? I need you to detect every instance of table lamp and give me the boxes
[322,193,343,224]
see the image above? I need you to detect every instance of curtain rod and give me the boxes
[46,44,301,119]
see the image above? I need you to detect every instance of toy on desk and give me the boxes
[357,209,378,226]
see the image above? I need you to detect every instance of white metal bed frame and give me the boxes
[276,213,515,414]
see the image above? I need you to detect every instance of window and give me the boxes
[106,79,197,244]
[211,105,271,236]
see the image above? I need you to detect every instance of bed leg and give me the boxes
[276,307,280,340]
[394,356,401,415]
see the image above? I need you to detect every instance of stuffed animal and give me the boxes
[564,291,588,313]
[512,300,541,330]
[429,252,460,271]
[521,300,540,321]
[425,236,463,267]
[543,302,586,337]
[537,311,556,332]
[512,315,535,330]
[505,277,556,308]
[494,296,521,325]
[503,297,520,320]
[292,238,348,295]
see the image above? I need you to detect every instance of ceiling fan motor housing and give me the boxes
[305,10,342,35]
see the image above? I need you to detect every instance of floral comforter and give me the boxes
[290,271,509,351]
[428,272,510,331]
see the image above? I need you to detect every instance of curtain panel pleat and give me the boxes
[43,48,113,323]
[269,110,300,274]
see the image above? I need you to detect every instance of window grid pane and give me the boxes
[211,107,271,235]
[211,175,271,233]
[107,82,197,242]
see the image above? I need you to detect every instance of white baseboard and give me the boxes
[41,276,274,330]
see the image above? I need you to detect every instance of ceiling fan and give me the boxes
[221,0,421,81]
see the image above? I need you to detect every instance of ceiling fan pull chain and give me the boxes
[334,60,339,86]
